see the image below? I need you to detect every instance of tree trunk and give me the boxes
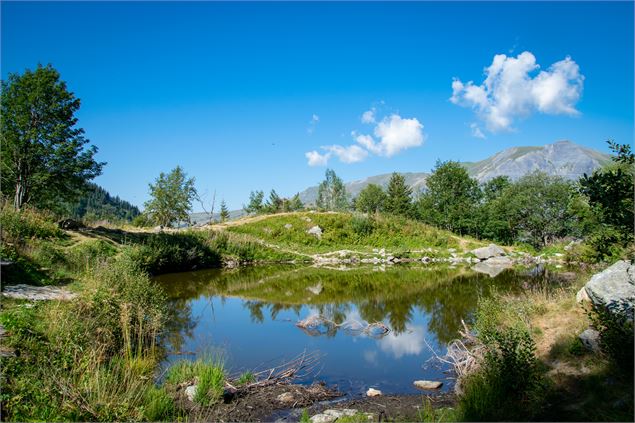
[14,177,27,211]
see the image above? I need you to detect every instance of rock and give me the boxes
[421,256,431,263]
[448,248,457,253]
[304,217,312,222]
[584,260,635,321]
[366,387,382,397]
[324,409,359,418]
[184,385,197,402]
[284,223,293,230]
[483,256,512,266]
[276,392,295,404]
[2,284,77,301]
[152,225,163,233]
[471,261,508,278]
[307,225,323,239]
[471,244,506,260]
[57,219,83,230]
[576,287,591,303]
[413,380,443,390]
[307,283,323,295]
[579,328,600,353]
[310,414,336,423]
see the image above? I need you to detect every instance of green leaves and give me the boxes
[316,169,348,211]
[144,166,197,227]
[1,64,104,210]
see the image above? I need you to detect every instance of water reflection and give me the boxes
[156,264,575,394]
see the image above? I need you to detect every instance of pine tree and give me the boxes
[289,193,304,211]
[385,173,413,217]
[265,189,283,213]
[219,199,230,222]
[243,190,264,214]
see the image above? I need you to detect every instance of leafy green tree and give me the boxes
[243,190,264,214]
[288,193,304,211]
[482,176,511,202]
[219,200,230,222]
[417,161,480,235]
[316,169,348,211]
[1,64,104,210]
[579,141,634,238]
[355,183,387,214]
[491,172,579,247]
[384,173,413,217]
[144,166,197,227]
[264,189,283,213]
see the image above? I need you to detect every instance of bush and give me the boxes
[349,214,375,237]
[0,206,63,242]
[588,303,634,375]
[66,239,117,272]
[460,297,548,421]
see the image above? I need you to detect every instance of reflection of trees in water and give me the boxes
[157,264,577,349]
[162,298,197,353]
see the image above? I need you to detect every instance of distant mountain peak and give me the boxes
[298,140,610,205]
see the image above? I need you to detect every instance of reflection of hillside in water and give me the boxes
[157,264,576,350]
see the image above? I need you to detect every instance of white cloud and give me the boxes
[470,123,486,139]
[307,114,320,135]
[305,150,330,166]
[378,324,425,359]
[324,144,368,163]
[361,108,376,124]
[304,109,425,166]
[450,51,584,132]
[372,114,425,157]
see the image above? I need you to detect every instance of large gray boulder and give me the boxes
[307,225,323,239]
[471,244,505,260]
[584,260,635,321]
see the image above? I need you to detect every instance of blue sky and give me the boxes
[2,1,633,211]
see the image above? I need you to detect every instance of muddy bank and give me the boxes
[175,382,341,422]
[273,392,457,422]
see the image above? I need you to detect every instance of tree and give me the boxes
[355,183,387,214]
[417,161,480,235]
[288,193,304,211]
[219,200,230,222]
[1,64,104,210]
[384,173,413,217]
[243,190,264,215]
[316,169,348,211]
[144,166,197,227]
[579,141,634,238]
[264,189,283,213]
[491,172,579,247]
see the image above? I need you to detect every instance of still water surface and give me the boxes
[155,264,568,395]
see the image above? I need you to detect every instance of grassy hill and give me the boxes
[223,211,485,256]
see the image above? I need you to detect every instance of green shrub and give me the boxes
[349,214,375,237]
[460,297,548,421]
[588,303,634,374]
[0,206,63,242]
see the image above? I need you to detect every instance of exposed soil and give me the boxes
[307,392,457,422]
[175,382,342,422]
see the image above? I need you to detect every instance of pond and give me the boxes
[155,264,570,396]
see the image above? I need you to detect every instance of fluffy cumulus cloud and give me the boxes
[304,109,425,166]
[361,108,376,124]
[470,123,486,139]
[305,150,330,167]
[450,51,584,133]
[324,144,368,163]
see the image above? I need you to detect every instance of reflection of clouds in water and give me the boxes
[363,349,378,365]
[378,324,425,359]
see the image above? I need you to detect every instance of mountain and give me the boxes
[462,140,611,182]
[66,183,141,222]
[298,140,610,205]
